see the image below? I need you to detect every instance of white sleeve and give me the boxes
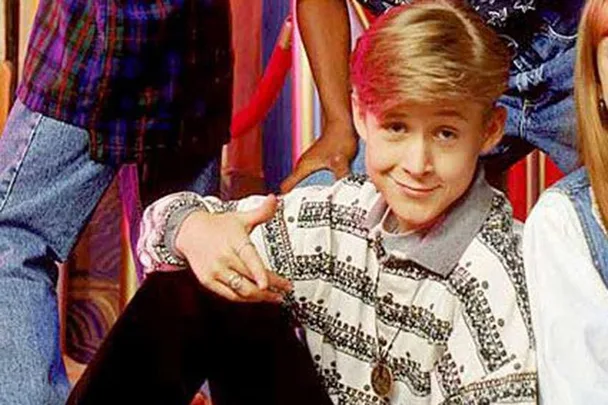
[523,191,608,405]
[136,191,272,274]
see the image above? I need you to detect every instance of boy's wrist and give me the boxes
[172,207,210,260]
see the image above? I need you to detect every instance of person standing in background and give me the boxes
[0,0,232,402]
[524,0,608,402]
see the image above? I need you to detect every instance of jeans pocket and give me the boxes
[0,101,42,211]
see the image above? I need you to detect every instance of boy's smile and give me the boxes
[389,174,440,198]
[354,97,505,233]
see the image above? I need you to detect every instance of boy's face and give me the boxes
[353,97,505,233]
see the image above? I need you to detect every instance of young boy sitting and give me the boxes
[70,1,537,404]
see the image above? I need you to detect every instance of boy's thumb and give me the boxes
[240,194,278,231]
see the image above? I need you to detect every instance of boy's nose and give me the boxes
[401,136,432,176]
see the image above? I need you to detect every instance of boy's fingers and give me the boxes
[206,281,247,303]
[237,242,269,290]
[227,247,291,294]
[225,252,255,281]
[267,271,292,293]
[219,271,284,303]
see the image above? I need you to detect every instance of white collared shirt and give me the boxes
[139,174,537,404]
[524,189,608,405]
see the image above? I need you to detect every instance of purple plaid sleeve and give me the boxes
[17,0,233,165]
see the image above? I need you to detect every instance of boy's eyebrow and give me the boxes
[434,110,468,121]
[382,109,468,122]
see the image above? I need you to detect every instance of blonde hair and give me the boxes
[350,0,511,119]
[575,0,608,227]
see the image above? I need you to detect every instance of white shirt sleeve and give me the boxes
[136,184,329,275]
[523,191,608,405]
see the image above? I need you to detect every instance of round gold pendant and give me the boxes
[371,362,393,397]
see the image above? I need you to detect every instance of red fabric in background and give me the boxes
[230,46,292,138]
[506,155,564,222]
[507,160,528,222]
[544,156,564,189]
[363,8,377,23]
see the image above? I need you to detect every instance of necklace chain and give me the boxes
[374,297,403,364]
[370,234,410,398]
[372,235,406,365]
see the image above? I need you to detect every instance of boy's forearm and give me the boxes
[296,0,353,127]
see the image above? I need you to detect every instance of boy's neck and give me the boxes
[381,209,436,236]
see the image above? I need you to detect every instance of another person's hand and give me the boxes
[280,120,357,193]
[175,195,292,303]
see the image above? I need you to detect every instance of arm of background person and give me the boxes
[281,0,358,192]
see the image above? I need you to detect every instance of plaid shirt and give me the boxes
[17,0,233,165]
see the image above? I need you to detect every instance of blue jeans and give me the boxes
[493,20,578,174]
[0,100,114,403]
[298,11,579,187]
[0,100,220,403]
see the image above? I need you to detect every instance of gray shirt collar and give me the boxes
[365,168,495,278]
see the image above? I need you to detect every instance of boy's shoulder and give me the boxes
[461,191,521,274]
[434,187,523,288]
[287,174,379,209]
[275,174,380,240]
[452,191,535,347]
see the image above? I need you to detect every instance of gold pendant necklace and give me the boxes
[371,295,404,398]
[371,361,394,397]
[370,233,408,399]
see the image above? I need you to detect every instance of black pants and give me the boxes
[67,270,332,405]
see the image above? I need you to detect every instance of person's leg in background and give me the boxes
[0,101,117,404]
[483,16,579,177]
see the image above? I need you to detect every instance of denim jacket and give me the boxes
[552,168,608,286]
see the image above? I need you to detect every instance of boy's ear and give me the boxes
[480,105,507,154]
[351,91,368,141]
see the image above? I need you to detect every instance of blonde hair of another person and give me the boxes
[575,0,608,227]
[350,0,511,120]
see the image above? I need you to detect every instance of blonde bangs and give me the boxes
[351,0,510,118]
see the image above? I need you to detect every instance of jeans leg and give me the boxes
[0,101,116,404]
[68,270,332,405]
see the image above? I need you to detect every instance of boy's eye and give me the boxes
[386,122,408,133]
[436,128,458,141]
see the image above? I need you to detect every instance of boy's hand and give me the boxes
[175,195,292,302]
